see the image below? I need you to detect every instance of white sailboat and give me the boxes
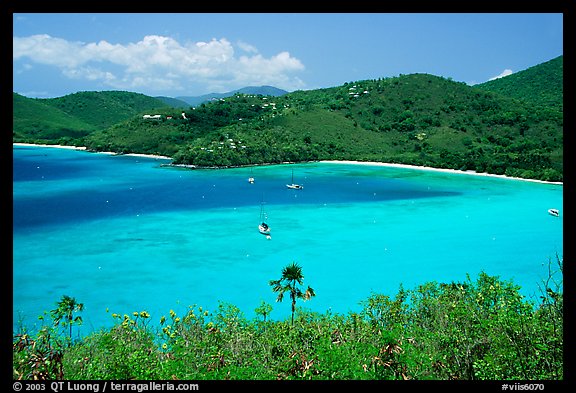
[286,169,303,189]
[258,202,271,239]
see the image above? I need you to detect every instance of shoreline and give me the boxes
[12,142,172,160]
[319,160,563,185]
[13,143,562,185]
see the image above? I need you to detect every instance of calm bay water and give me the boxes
[13,145,563,334]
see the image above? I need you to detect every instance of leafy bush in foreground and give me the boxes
[13,257,562,380]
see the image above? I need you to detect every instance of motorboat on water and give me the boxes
[548,208,560,217]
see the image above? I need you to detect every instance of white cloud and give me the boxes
[62,66,117,83]
[13,34,306,94]
[237,40,259,54]
[13,34,85,68]
[488,69,513,81]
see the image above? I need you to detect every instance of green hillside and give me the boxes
[154,96,190,108]
[81,73,562,182]
[13,56,563,182]
[13,91,171,145]
[12,93,97,142]
[476,55,563,112]
[177,85,288,106]
[42,91,171,129]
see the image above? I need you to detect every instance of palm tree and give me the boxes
[269,262,315,326]
[50,295,84,341]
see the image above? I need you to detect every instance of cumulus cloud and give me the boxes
[488,69,513,81]
[13,34,306,94]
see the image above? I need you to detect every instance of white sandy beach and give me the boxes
[13,143,562,185]
[319,160,563,185]
[14,142,87,151]
[13,143,172,160]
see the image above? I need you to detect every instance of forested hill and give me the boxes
[176,85,288,107]
[13,92,98,140]
[13,57,563,182]
[13,91,170,140]
[476,55,563,113]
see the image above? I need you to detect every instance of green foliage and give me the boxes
[13,255,563,380]
[13,91,170,144]
[13,57,563,182]
[62,311,163,380]
[12,93,97,142]
[92,73,563,181]
[50,295,84,342]
[13,324,67,380]
[43,91,172,129]
[477,55,563,113]
[254,300,273,322]
[270,262,316,326]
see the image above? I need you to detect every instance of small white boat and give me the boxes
[248,176,255,184]
[286,169,303,190]
[258,203,271,238]
[258,222,271,235]
[548,208,560,217]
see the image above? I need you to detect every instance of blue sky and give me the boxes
[13,13,563,98]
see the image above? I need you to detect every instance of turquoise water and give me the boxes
[13,145,563,334]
